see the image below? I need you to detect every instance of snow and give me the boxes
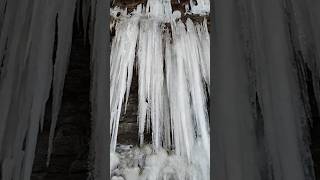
[112,145,208,180]
[212,0,318,179]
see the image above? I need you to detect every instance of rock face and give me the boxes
[311,114,320,178]
[116,68,153,146]
[31,20,91,180]
[117,68,140,146]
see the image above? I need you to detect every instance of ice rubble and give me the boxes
[110,0,210,180]
[111,145,209,180]
[111,0,320,180]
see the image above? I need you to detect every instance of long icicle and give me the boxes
[0,1,77,179]
[110,15,139,152]
[47,0,76,166]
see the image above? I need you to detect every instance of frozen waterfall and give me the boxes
[0,0,320,180]
[110,1,210,180]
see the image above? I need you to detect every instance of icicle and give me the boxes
[146,0,173,21]
[0,0,77,179]
[250,0,312,179]
[137,18,166,151]
[195,18,210,85]
[47,0,76,166]
[110,0,210,179]
[110,15,139,152]
[0,1,54,178]
[212,0,318,179]
[184,18,210,159]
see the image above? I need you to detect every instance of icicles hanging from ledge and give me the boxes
[110,1,210,179]
[0,0,76,180]
[172,18,210,160]
[137,18,166,150]
[212,0,320,180]
[47,0,77,165]
[110,15,139,152]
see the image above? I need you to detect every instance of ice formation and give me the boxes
[111,1,320,180]
[0,0,320,180]
[110,0,210,180]
[0,1,77,179]
[212,1,320,180]
[0,0,109,179]
[110,14,140,152]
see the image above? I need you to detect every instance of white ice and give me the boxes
[110,0,210,179]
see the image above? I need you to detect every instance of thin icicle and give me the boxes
[110,16,139,152]
[137,18,166,150]
[47,0,76,166]
[184,18,210,159]
[0,1,77,179]
[195,18,210,85]
[110,1,210,179]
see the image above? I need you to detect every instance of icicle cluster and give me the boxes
[0,0,76,180]
[0,0,110,180]
[110,15,140,152]
[212,0,320,180]
[110,1,210,180]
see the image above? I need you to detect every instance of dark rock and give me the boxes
[69,160,88,173]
